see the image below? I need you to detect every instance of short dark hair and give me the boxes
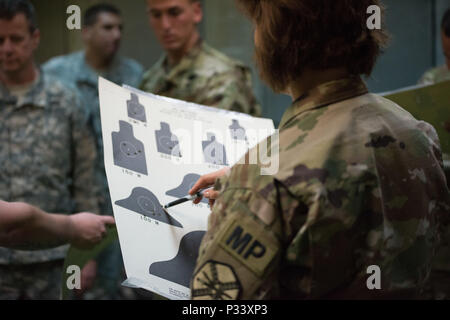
[0,0,37,33]
[83,3,121,27]
[442,8,450,37]
[236,0,389,92]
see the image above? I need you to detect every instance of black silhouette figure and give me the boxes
[115,187,183,228]
[166,174,209,204]
[112,121,148,175]
[155,122,182,157]
[229,119,247,141]
[149,231,206,287]
[202,133,228,165]
[127,93,147,122]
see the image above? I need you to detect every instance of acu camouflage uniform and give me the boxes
[43,51,144,214]
[190,77,450,300]
[140,41,261,117]
[0,70,99,299]
[43,52,143,300]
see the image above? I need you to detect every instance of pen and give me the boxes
[163,190,206,209]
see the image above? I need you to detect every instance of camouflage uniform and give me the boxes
[419,65,450,85]
[190,76,450,300]
[43,52,143,300]
[0,69,99,299]
[419,64,450,299]
[43,51,144,214]
[0,261,64,300]
[140,41,261,117]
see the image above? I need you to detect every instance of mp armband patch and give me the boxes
[219,219,278,277]
[191,260,241,300]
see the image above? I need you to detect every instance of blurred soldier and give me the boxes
[141,0,261,117]
[419,8,450,85]
[44,3,143,300]
[0,0,100,299]
[0,200,114,250]
[44,3,143,215]
[189,0,450,299]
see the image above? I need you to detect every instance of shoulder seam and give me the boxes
[201,43,246,69]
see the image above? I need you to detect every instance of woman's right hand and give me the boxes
[189,167,230,207]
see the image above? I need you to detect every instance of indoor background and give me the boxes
[31,0,450,126]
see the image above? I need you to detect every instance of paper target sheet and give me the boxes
[99,77,275,300]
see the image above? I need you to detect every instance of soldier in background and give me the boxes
[140,0,261,117]
[0,0,100,299]
[44,3,143,216]
[43,3,143,300]
[0,201,114,250]
[189,0,450,299]
[419,8,450,85]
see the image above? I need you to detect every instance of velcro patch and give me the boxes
[191,260,241,300]
[219,219,277,277]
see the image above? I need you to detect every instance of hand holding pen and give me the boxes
[163,168,230,210]
[163,190,210,209]
[188,168,230,207]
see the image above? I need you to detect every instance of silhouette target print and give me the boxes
[127,93,147,122]
[115,187,183,228]
[155,122,182,157]
[149,231,206,287]
[166,173,209,204]
[112,121,148,175]
[229,119,247,141]
[202,133,228,165]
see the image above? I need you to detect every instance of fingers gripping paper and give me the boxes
[99,78,275,300]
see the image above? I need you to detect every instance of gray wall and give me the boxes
[436,0,450,66]
[31,0,159,70]
[368,0,435,92]
[202,0,450,125]
[32,0,450,126]
[368,0,450,93]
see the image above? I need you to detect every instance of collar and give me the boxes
[279,76,369,129]
[0,68,48,109]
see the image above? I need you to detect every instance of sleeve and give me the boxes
[42,57,65,78]
[133,63,145,87]
[138,70,150,91]
[70,92,101,214]
[124,60,145,88]
[200,66,262,117]
[190,162,379,300]
[139,64,160,92]
[418,69,435,85]
[418,122,450,273]
[190,165,283,300]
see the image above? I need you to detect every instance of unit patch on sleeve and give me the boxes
[219,219,278,277]
[191,260,241,300]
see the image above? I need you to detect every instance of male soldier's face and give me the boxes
[0,13,39,75]
[83,12,122,59]
[442,31,450,70]
[146,0,202,53]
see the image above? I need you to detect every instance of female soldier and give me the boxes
[189,0,449,299]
